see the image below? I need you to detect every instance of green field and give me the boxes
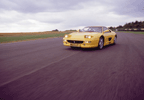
[117,31,144,35]
[0,32,70,43]
[1,30,143,43]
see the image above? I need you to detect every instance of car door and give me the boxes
[110,30,116,43]
[103,27,112,45]
[108,29,113,43]
[103,30,111,45]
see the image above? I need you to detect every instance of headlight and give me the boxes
[65,35,68,38]
[85,35,92,38]
[63,39,67,42]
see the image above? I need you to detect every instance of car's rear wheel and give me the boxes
[98,37,104,50]
[113,37,117,45]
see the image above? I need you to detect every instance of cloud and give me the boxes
[1,0,144,15]
[0,0,144,32]
[0,0,88,13]
[109,0,144,17]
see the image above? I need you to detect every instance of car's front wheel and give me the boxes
[98,37,104,50]
[71,46,76,49]
[113,37,117,45]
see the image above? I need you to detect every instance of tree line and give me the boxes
[109,20,144,31]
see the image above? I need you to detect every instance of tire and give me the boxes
[71,46,76,49]
[113,37,117,45]
[98,37,104,50]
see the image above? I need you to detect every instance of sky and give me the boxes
[0,0,144,32]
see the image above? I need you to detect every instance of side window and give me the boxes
[103,27,111,33]
[103,27,108,32]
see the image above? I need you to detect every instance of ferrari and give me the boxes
[63,26,117,49]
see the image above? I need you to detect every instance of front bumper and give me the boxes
[63,39,99,48]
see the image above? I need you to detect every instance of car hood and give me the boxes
[70,32,99,35]
[68,32,101,40]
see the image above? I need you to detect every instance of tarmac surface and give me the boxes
[0,32,144,100]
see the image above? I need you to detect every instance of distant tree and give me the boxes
[142,22,144,28]
[52,29,59,31]
[115,20,144,30]
[109,26,113,29]
[116,25,123,29]
[135,20,139,24]
[136,24,140,28]
[108,26,116,31]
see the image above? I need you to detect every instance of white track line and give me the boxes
[0,52,78,87]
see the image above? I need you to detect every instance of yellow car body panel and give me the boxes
[63,26,117,49]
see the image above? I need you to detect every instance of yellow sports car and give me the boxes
[63,26,117,49]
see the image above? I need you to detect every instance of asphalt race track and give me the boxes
[0,32,144,100]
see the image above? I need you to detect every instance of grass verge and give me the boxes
[0,33,70,43]
[117,31,144,35]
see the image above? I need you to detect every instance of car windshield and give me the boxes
[81,27,102,33]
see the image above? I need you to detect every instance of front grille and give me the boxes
[67,40,83,44]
